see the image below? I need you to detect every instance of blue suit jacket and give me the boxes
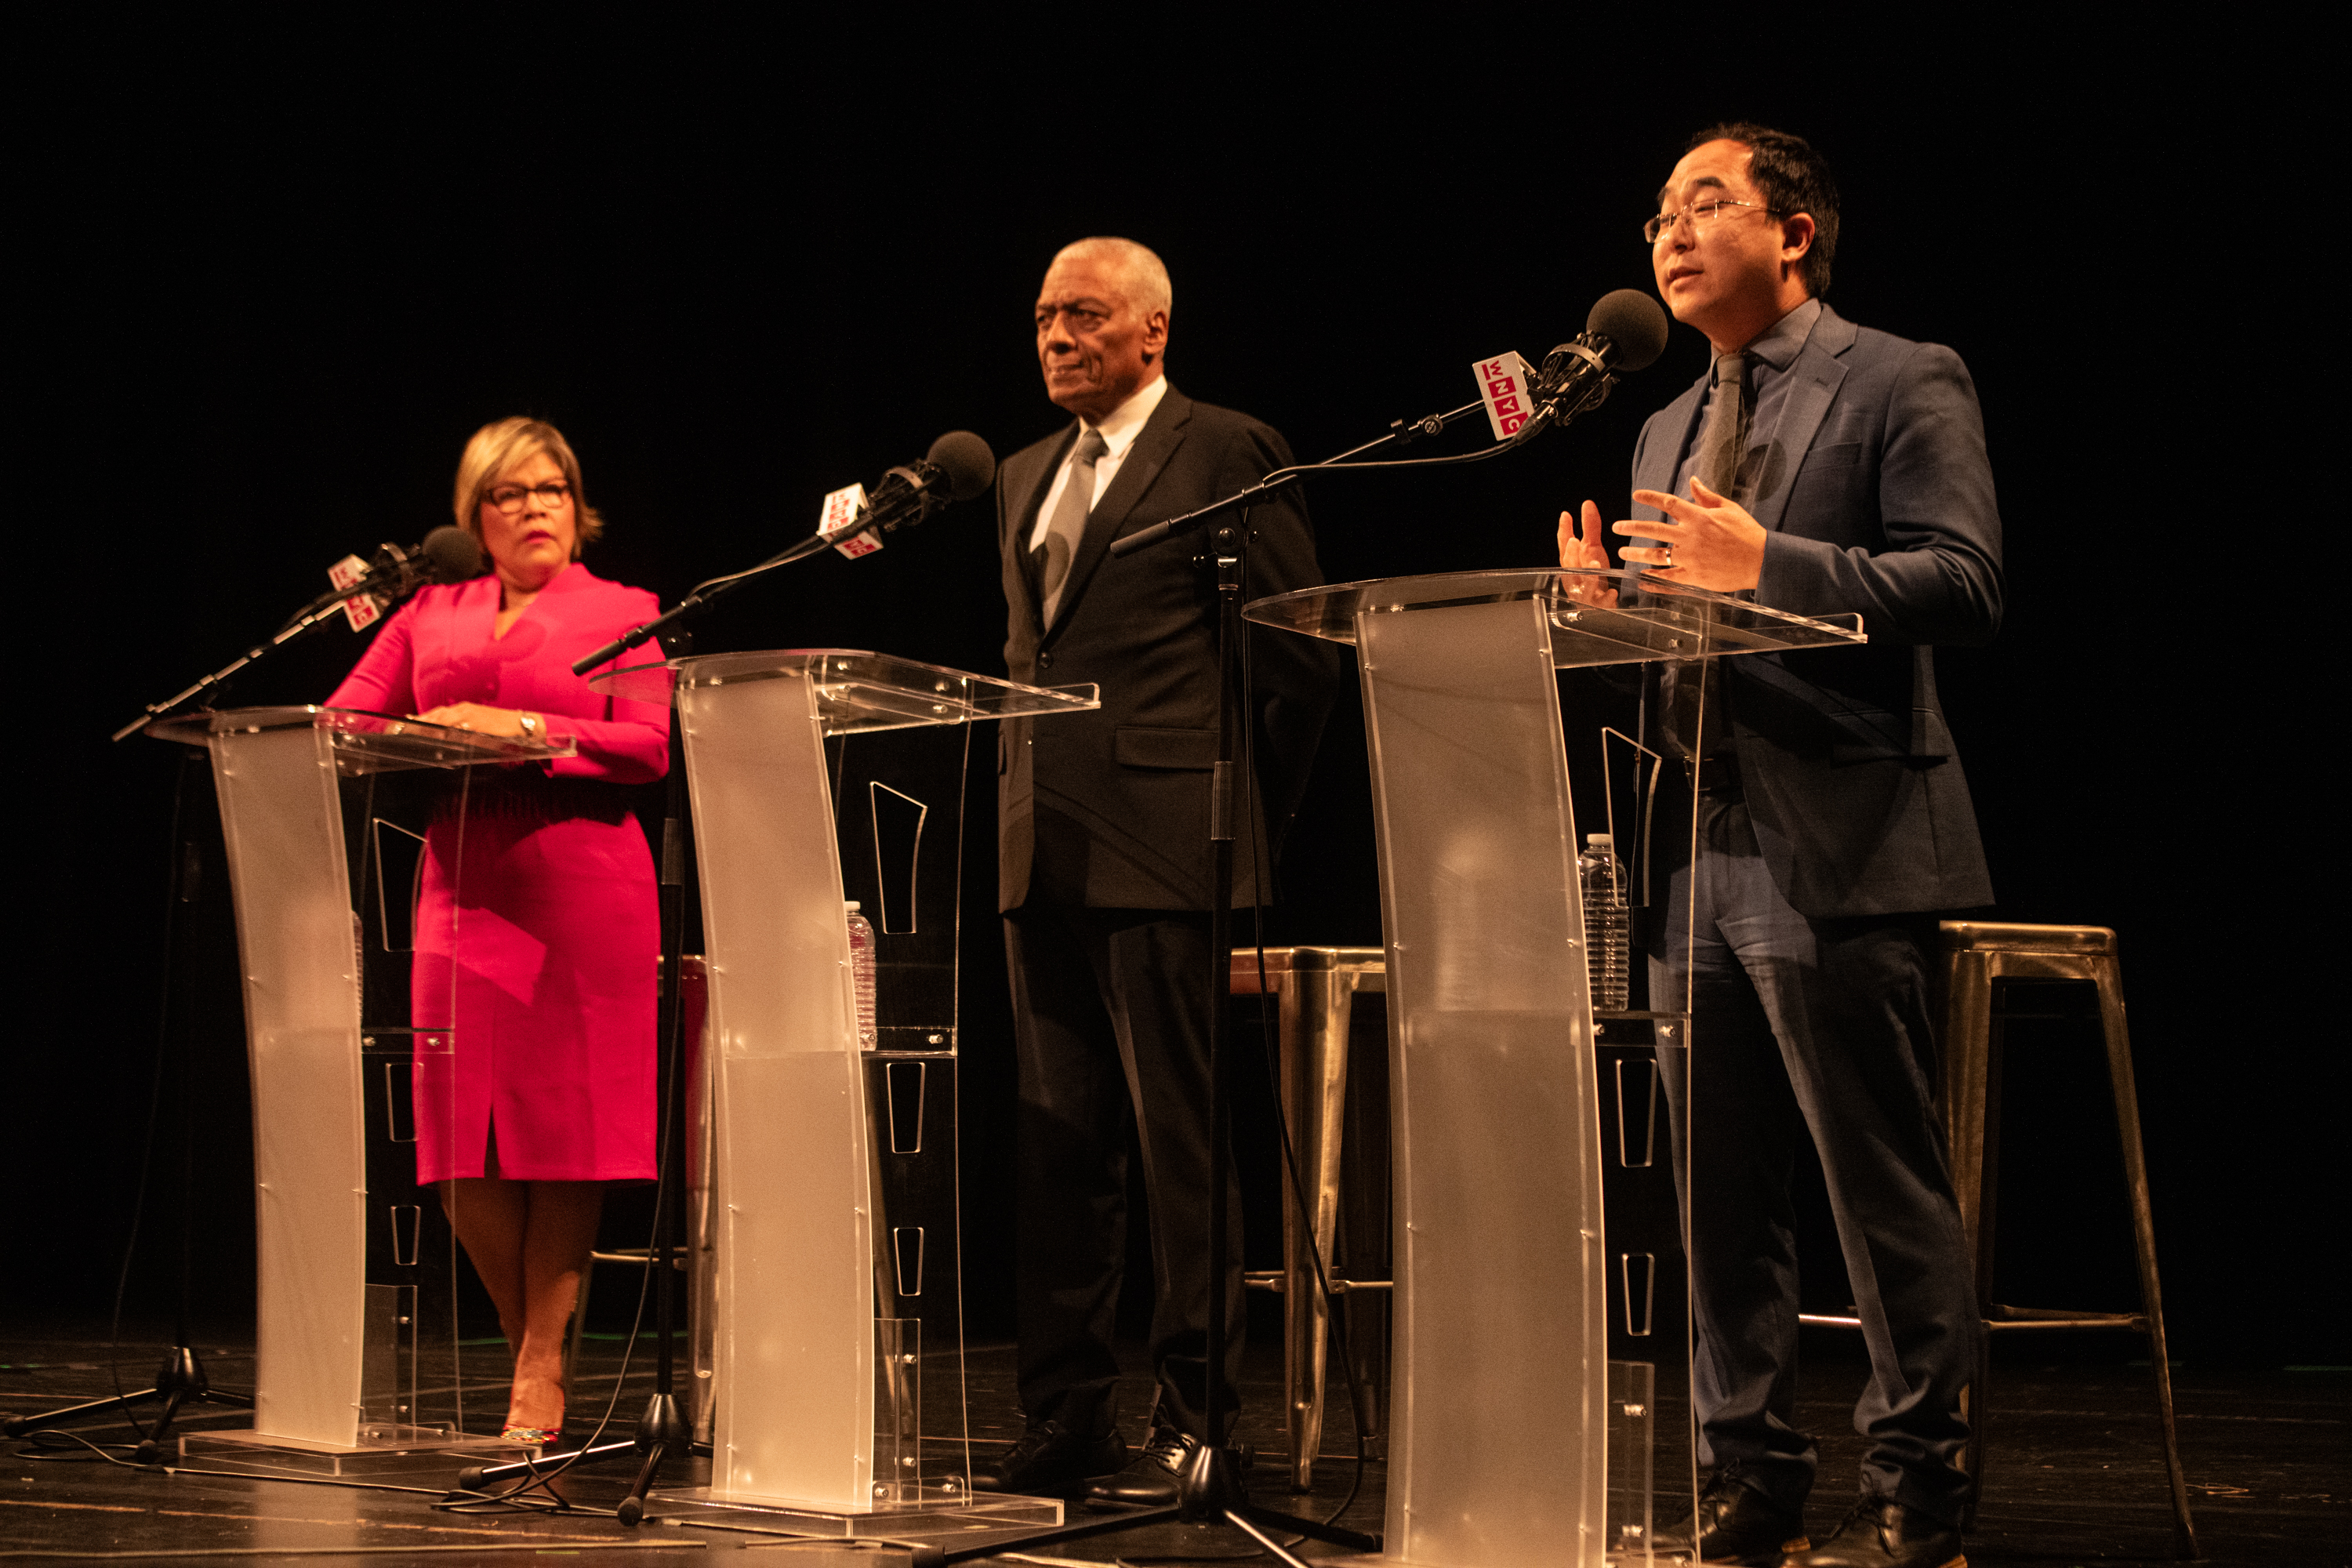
[1631,303,2002,918]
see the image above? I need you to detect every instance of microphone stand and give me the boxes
[110,554,434,742]
[466,490,943,1505]
[4,746,256,1454]
[570,492,938,677]
[960,367,1622,1566]
[1109,338,1623,564]
[463,483,967,1508]
[1106,396,1483,562]
[453,628,703,1514]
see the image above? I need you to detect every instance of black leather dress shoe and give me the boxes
[1083,1423,1201,1509]
[1784,1497,1964,1568]
[1657,1468,1809,1565]
[969,1421,1127,1494]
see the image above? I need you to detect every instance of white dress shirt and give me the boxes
[1025,374,1171,553]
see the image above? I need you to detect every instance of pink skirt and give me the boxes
[409,779,658,1184]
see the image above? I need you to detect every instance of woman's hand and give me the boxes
[416,702,542,740]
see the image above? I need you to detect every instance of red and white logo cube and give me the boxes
[1473,352,1536,441]
[327,554,383,631]
[823,483,884,558]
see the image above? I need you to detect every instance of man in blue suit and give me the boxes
[1562,125,1998,1568]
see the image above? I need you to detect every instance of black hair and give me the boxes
[1684,122,1840,296]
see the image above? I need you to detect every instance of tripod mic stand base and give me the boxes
[938,1443,1379,1567]
[5,1345,251,1452]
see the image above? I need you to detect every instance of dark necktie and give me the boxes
[1033,428,1109,626]
[1664,351,1751,764]
[1694,350,1750,501]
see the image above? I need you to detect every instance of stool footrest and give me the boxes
[1987,1303,2149,1330]
[1243,1269,1392,1295]
[587,1249,688,1271]
[1801,1308,2151,1333]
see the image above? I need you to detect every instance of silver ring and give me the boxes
[1661,546,1675,568]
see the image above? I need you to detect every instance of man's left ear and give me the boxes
[1780,212,1816,268]
[1142,309,1170,362]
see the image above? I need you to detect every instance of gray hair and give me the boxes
[1054,236,1172,320]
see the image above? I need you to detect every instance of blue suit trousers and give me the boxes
[1651,797,1983,1524]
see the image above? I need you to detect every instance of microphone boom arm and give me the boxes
[1109,360,1615,561]
[567,479,946,675]
[111,593,388,742]
[1109,396,1491,559]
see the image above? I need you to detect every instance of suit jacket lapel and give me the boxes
[1043,385,1192,641]
[1748,304,1854,536]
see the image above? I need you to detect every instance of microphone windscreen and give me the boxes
[1588,289,1670,372]
[927,430,997,500]
[423,524,485,582]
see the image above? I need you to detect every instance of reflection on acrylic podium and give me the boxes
[1243,569,1865,1566]
[147,706,575,1475]
[590,651,1097,1535]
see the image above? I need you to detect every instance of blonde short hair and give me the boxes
[452,417,605,558]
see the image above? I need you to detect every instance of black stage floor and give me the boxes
[2,1323,2343,1565]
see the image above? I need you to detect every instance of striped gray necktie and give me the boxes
[1034,428,1109,626]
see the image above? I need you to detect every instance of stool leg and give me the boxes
[1942,948,1998,1305]
[1941,945,1998,1521]
[1279,966,1356,1492]
[2095,957,2198,1559]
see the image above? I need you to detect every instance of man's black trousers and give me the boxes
[1004,905,1245,1443]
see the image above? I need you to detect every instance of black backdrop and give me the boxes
[14,20,2321,1361]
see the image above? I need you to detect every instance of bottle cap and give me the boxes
[1585,833,1613,848]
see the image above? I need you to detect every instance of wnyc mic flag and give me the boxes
[1473,352,1537,441]
[326,554,386,630]
[823,483,884,558]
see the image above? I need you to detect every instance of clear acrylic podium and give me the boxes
[147,706,575,1468]
[1243,569,1865,1566]
[589,650,1096,1531]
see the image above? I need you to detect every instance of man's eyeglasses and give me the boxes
[1644,198,1782,245]
[486,481,572,514]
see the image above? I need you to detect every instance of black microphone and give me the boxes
[1530,289,1672,419]
[839,430,997,543]
[294,524,485,627]
[332,525,485,601]
[416,524,487,582]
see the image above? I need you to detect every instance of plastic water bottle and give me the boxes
[845,901,878,1048]
[1578,833,1629,1013]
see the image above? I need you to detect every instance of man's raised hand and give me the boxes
[1613,477,1766,593]
[1556,499,1620,608]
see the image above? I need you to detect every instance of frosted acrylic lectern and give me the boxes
[1243,570,1865,1567]
[147,706,574,1468]
[587,650,1096,1530]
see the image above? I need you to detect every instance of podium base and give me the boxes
[181,1426,533,1480]
[652,1483,1062,1538]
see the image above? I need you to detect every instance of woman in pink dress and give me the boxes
[328,417,666,1445]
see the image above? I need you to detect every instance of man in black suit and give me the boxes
[973,237,1338,1505]
[1562,127,1998,1568]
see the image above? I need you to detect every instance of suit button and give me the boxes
[1038,652,1054,670]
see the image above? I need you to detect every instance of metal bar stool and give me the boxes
[1806,921,2195,1556]
[1231,945,1390,1492]
[1944,920,2194,1556]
